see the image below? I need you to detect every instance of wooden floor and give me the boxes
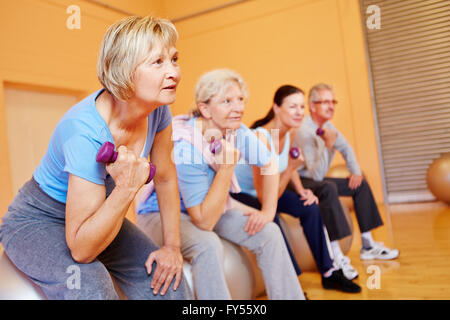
[295,201,450,300]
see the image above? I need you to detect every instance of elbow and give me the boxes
[187,203,222,231]
[70,250,94,264]
[191,217,215,231]
[198,224,215,232]
[190,211,216,231]
[68,242,96,264]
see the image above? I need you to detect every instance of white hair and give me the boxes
[308,83,335,104]
[190,68,248,117]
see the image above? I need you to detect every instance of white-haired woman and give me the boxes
[136,69,305,300]
[0,16,191,300]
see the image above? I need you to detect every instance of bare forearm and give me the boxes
[155,177,181,248]
[278,167,296,198]
[70,186,136,263]
[259,173,278,220]
[289,171,305,195]
[198,167,234,230]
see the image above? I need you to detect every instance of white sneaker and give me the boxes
[333,255,359,280]
[360,242,399,260]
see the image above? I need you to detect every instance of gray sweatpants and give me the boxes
[137,209,305,300]
[0,177,192,300]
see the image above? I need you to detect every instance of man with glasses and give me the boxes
[292,83,399,281]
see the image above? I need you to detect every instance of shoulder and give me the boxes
[152,105,172,132]
[324,121,338,131]
[154,104,171,116]
[297,121,315,141]
[239,124,270,147]
[56,117,104,146]
[288,129,296,147]
[58,92,108,138]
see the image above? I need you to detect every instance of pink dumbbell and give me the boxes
[316,127,325,136]
[96,141,156,184]
[290,147,301,159]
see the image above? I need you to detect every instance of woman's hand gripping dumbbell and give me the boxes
[209,139,223,155]
[287,146,304,170]
[289,147,301,159]
[96,141,156,184]
[209,137,241,168]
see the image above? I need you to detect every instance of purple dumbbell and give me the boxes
[290,147,300,159]
[96,141,156,184]
[209,139,243,161]
[209,139,223,154]
[316,127,325,136]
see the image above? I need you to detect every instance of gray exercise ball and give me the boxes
[0,244,46,299]
[182,238,256,300]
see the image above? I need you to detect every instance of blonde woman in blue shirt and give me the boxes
[0,16,190,299]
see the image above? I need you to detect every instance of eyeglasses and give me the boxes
[312,100,338,106]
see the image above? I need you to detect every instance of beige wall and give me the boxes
[4,87,78,195]
[171,0,383,202]
[0,0,384,219]
[162,0,244,20]
[94,0,164,16]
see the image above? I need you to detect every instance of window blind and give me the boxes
[360,0,450,203]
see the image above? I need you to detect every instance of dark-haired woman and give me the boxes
[232,85,361,293]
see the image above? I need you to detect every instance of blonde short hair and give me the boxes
[97,16,178,101]
[191,68,248,117]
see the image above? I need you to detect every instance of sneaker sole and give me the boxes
[360,252,400,261]
[322,283,362,293]
[345,273,359,280]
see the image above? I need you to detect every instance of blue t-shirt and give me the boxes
[33,89,172,203]
[137,117,272,214]
[234,127,290,197]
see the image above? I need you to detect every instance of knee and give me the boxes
[258,222,283,243]
[304,202,321,215]
[301,203,322,222]
[191,232,224,262]
[320,181,339,200]
[357,178,370,191]
[65,262,118,299]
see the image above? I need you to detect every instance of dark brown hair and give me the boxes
[250,85,304,129]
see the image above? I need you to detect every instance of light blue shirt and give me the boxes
[234,127,290,197]
[137,117,272,214]
[33,89,172,203]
